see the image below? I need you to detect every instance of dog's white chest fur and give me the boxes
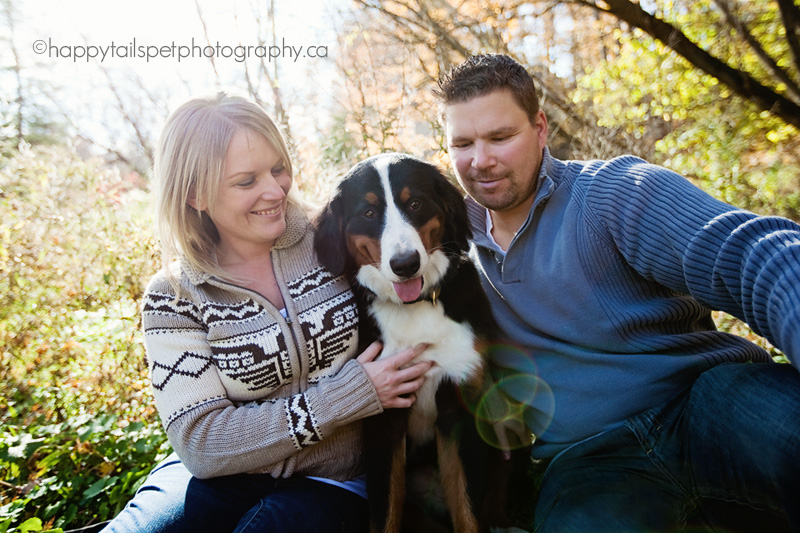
[372,300,482,444]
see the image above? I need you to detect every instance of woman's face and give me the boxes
[197,128,292,259]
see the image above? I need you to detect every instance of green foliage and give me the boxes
[573,0,800,221]
[1,406,169,532]
[319,111,366,171]
[0,146,168,532]
[713,311,787,363]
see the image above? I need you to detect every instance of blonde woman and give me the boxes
[102,93,431,532]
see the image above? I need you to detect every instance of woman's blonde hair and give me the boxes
[154,92,293,285]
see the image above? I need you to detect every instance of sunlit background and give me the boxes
[5,0,799,207]
[5,0,342,183]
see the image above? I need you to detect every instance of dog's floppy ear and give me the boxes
[433,169,472,252]
[313,192,349,276]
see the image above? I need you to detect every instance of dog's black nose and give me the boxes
[390,251,420,278]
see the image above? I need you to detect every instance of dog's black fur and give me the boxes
[314,153,515,532]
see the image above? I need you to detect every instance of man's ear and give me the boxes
[535,110,548,146]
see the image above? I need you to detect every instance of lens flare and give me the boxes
[453,343,557,449]
[473,374,555,450]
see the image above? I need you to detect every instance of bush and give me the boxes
[0,145,168,532]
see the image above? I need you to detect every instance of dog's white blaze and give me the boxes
[371,299,482,444]
[356,156,451,304]
[375,157,428,281]
[357,155,480,444]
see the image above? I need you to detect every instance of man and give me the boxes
[435,53,800,531]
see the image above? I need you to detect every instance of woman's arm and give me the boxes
[142,284,382,479]
[143,282,430,479]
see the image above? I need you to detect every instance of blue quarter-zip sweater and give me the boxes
[467,148,800,460]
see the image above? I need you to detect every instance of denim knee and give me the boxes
[102,453,278,533]
[234,478,367,533]
[101,453,192,533]
[685,362,800,527]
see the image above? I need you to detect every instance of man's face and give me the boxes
[444,89,547,214]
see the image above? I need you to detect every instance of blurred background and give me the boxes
[2,0,797,530]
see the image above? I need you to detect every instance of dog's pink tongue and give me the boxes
[393,278,423,303]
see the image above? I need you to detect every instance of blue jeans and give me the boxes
[102,454,368,533]
[534,362,800,532]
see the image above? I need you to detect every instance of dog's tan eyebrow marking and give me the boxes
[365,192,379,205]
[347,234,381,266]
[418,216,442,251]
[399,187,411,203]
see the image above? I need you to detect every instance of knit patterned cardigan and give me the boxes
[141,204,383,480]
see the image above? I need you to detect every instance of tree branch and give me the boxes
[713,0,800,102]
[355,0,641,156]
[96,64,154,163]
[776,0,800,76]
[574,0,800,130]
[4,0,24,148]
[194,0,221,86]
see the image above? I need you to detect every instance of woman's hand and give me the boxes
[357,341,432,409]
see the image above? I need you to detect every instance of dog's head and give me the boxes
[314,153,471,305]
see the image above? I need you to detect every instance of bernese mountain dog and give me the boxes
[314,153,520,533]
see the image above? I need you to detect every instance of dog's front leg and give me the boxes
[383,436,407,533]
[365,410,408,533]
[435,428,480,533]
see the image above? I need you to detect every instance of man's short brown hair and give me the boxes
[434,54,540,124]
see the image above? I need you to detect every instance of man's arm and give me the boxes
[584,156,800,364]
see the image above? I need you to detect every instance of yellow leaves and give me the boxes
[129,378,147,391]
[763,121,798,145]
[766,130,783,144]
[70,437,115,477]
[97,461,115,477]
[74,438,93,455]
[61,340,83,355]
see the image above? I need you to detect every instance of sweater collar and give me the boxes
[180,201,309,286]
